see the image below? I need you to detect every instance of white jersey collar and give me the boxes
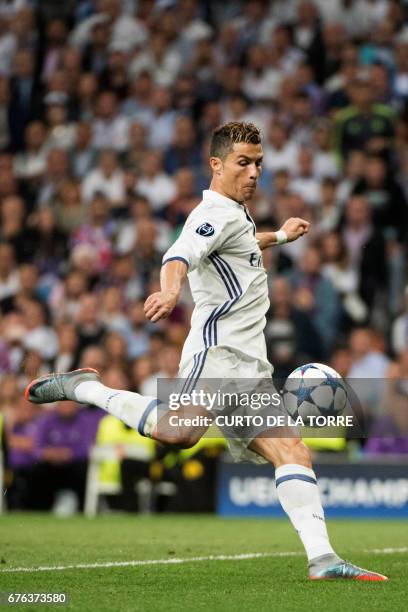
[203,189,243,208]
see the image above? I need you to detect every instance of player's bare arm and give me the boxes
[256,217,310,250]
[144,259,188,322]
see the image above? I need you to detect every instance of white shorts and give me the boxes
[178,346,281,464]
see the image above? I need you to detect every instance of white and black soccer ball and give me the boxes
[282,363,347,424]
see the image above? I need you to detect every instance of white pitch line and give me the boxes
[0,552,301,573]
[368,547,408,554]
[0,547,407,574]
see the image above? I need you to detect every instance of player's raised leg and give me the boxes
[249,433,388,581]
[25,368,209,448]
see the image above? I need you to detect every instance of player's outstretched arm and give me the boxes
[144,259,188,322]
[256,217,310,250]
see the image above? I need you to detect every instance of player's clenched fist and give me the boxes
[144,290,179,322]
[280,217,310,242]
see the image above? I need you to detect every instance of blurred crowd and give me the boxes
[0,0,408,512]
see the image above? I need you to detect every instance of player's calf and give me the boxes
[250,431,312,467]
[152,406,212,449]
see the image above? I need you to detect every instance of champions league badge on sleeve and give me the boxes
[196,222,215,236]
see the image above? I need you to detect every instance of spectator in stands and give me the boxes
[49,269,88,323]
[393,28,408,104]
[333,72,396,163]
[320,231,367,327]
[18,348,47,390]
[0,374,19,421]
[75,72,99,122]
[79,344,108,373]
[136,150,176,213]
[0,75,11,151]
[31,207,68,276]
[325,43,359,111]
[40,18,69,84]
[0,243,19,301]
[71,0,147,54]
[123,120,148,173]
[92,90,129,152]
[242,43,282,103]
[165,168,200,229]
[391,287,408,356]
[100,286,128,332]
[71,193,114,273]
[69,121,97,179]
[319,22,347,86]
[348,327,391,423]
[53,322,79,373]
[13,120,48,183]
[121,71,153,122]
[263,121,298,175]
[0,195,36,263]
[164,116,202,175]
[81,148,125,208]
[80,17,111,77]
[348,327,390,379]
[313,177,342,236]
[75,293,106,356]
[0,263,41,315]
[130,354,153,393]
[290,147,321,206]
[104,253,143,303]
[132,218,162,288]
[100,43,130,99]
[31,400,96,511]
[340,195,387,312]
[146,86,177,150]
[36,147,71,206]
[116,194,171,255]
[9,48,42,151]
[140,343,181,396]
[103,330,129,370]
[52,178,84,234]
[365,349,408,454]
[352,154,407,243]
[312,120,338,178]
[21,299,58,362]
[123,300,150,360]
[265,276,323,379]
[286,245,342,356]
[6,396,39,510]
[0,156,18,201]
[130,26,182,86]
[43,92,76,151]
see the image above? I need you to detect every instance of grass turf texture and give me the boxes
[0,515,406,612]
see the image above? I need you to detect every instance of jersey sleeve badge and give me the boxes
[196,222,215,237]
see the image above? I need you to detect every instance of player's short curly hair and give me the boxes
[210,122,261,160]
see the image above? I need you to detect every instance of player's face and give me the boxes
[216,142,263,202]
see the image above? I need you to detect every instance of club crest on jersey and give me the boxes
[196,222,215,237]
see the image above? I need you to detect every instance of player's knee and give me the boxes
[158,429,199,449]
[279,438,312,468]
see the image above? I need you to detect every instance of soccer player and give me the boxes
[25,122,387,580]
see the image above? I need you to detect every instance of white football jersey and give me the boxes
[163,189,271,371]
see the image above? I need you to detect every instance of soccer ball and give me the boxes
[282,363,348,424]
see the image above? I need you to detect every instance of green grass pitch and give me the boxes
[0,514,406,611]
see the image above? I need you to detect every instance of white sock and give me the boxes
[275,463,336,561]
[74,381,161,436]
